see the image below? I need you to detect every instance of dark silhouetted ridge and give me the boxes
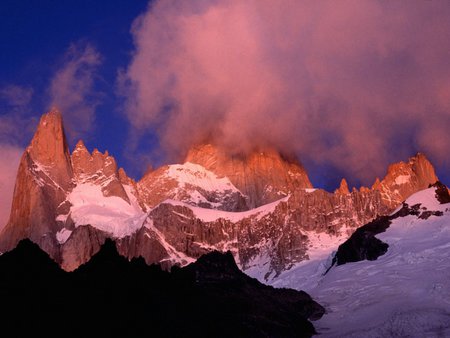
[0,239,324,338]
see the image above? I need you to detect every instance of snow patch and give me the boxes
[304,188,317,193]
[394,174,411,185]
[404,187,445,211]
[64,183,146,238]
[56,228,72,244]
[167,162,240,194]
[160,196,288,223]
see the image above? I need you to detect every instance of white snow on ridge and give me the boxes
[271,188,450,337]
[56,228,72,244]
[304,188,317,193]
[394,174,411,185]
[167,162,241,193]
[64,183,147,238]
[403,187,446,211]
[160,196,289,223]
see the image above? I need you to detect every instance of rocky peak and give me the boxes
[185,144,313,208]
[375,153,438,209]
[0,109,73,257]
[71,143,130,203]
[335,178,350,195]
[27,109,73,190]
[185,144,219,170]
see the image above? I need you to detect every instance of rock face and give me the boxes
[71,140,130,203]
[0,111,441,279]
[185,144,313,208]
[0,110,73,259]
[372,153,438,209]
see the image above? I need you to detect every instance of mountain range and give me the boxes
[1,109,449,336]
[0,109,440,281]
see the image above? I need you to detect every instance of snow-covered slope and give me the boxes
[57,184,146,240]
[138,162,248,211]
[271,186,450,337]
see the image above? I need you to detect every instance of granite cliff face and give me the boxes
[0,111,73,259]
[0,111,440,279]
[371,153,438,209]
[185,144,313,208]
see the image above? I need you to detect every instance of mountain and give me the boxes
[0,238,324,337]
[0,110,440,279]
[271,183,450,337]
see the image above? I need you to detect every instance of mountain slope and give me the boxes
[271,183,450,337]
[138,161,248,211]
[0,238,324,338]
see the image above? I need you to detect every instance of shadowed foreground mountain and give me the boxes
[0,239,324,337]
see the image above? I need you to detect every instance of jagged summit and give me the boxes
[372,152,438,209]
[335,178,350,195]
[71,138,130,203]
[0,110,136,262]
[28,109,73,190]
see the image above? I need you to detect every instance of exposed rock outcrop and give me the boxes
[185,144,313,208]
[373,153,438,209]
[0,109,73,259]
[72,140,130,203]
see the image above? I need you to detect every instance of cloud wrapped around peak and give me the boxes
[120,0,450,184]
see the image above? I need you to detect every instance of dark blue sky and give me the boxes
[0,1,448,190]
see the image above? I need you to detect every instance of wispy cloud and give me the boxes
[0,84,34,229]
[0,144,22,229]
[49,41,102,141]
[0,85,33,107]
[120,0,450,185]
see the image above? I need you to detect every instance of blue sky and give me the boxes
[0,0,151,173]
[1,0,449,195]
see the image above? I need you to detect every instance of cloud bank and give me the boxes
[49,42,102,141]
[121,0,449,185]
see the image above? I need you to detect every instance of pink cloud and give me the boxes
[0,85,33,107]
[120,0,450,185]
[0,144,22,230]
[49,42,102,141]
